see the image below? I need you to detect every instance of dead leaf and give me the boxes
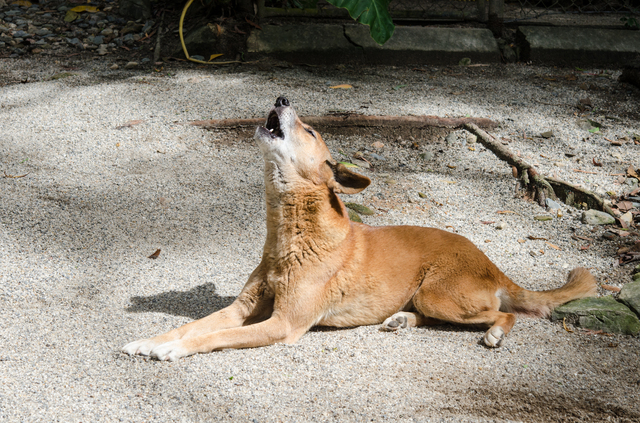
[627,165,639,179]
[480,221,496,225]
[566,75,577,81]
[562,318,574,333]
[330,84,353,89]
[496,210,516,214]
[70,5,99,13]
[148,249,161,259]
[512,166,518,178]
[3,170,30,178]
[518,239,526,243]
[616,202,635,213]
[245,18,262,29]
[571,235,594,242]
[579,244,591,250]
[545,242,561,250]
[527,235,548,240]
[447,165,456,169]
[208,54,223,62]
[601,284,621,293]
[116,120,144,129]
[232,25,247,35]
[580,329,613,336]
[579,98,592,106]
[605,137,622,146]
[592,157,603,167]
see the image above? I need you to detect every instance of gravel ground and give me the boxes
[1,57,640,422]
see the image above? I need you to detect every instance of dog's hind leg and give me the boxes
[380,312,440,331]
[412,278,516,348]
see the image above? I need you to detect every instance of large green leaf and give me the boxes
[326,0,395,45]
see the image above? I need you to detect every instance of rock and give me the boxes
[619,54,640,90]
[178,24,228,58]
[119,0,152,21]
[124,61,138,69]
[619,280,640,317]
[110,64,119,70]
[551,296,640,335]
[141,57,150,63]
[458,57,471,66]
[419,152,433,161]
[418,192,427,198]
[347,209,362,223]
[540,131,554,138]
[620,211,633,227]
[12,30,29,38]
[501,43,517,63]
[92,35,104,45]
[634,273,640,282]
[534,215,553,221]
[372,141,384,150]
[495,221,506,230]
[466,133,477,144]
[191,55,205,61]
[345,203,374,216]
[582,209,615,225]
[352,159,370,169]
[97,44,108,55]
[445,133,457,144]
[369,153,385,161]
[101,28,113,36]
[121,22,144,36]
[545,198,561,210]
[35,28,50,36]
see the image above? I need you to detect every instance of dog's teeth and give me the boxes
[269,128,273,132]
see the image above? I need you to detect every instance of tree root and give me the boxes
[464,123,614,216]
[191,114,498,131]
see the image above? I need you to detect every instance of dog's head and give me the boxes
[254,97,370,195]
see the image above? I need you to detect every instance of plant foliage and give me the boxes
[326,0,395,45]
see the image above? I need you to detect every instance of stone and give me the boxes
[347,209,362,223]
[551,296,640,335]
[545,198,561,210]
[344,203,374,216]
[495,222,506,230]
[12,30,29,38]
[97,44,108,55]
[92,35,104,45]
[619,280,640,317]
[582,209,615,225]
[540,131,554,138]
[121,22,144,36]
[620,212,633,227]
[501,43,517,63]
[534,215,552,221]
[110,64,119,70]
[633,273,640,282]
[101,28,113,36]
[445,133,457,144]
[517,26,640,65]
[119,0,152,21]
[35,28,50,36]
[141,57,150,63]
[124,61,138,69]
[419,152,434,161]
[466,133,477,144]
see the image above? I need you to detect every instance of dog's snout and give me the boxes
[275,97,290,108]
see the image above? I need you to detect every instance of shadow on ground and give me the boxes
[126,282,235,320]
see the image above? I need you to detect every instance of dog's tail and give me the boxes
[501,267,597,317]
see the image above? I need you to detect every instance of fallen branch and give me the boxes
[464,123,556,207]
[191,115,499,131]
[464,123,614,216]
[3,170,30,178]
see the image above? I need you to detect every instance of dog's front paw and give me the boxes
[381,313,409,331]
[122,338,162,356]
[150,341,192,362]
[483,326,505,348]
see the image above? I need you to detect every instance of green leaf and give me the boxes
[339,161,359,168]
[588,127,600,133]
[393,84,406,90]
[326,0,394,45]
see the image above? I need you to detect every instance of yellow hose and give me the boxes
[179,0,243,65]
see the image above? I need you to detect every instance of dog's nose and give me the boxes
[275,97,290,107]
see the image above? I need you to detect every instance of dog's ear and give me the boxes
[325,160,371,194]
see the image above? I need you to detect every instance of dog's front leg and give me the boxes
[122,265,272,356]
[149,315,304,361]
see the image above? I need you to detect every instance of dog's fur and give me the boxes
[123,97,597,361]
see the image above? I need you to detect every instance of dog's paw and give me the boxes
[122,339,161,356]
[381,313,409,332]
[483,326,505,348]
[150,341,191,362]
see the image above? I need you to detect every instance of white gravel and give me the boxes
[1,57,639,422]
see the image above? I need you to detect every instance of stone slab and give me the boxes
[551,296,640,336]
[619,280,640,317]
[517,26,640,65]
[247,24,500,65]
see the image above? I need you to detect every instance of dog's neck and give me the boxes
[262,167,351,262]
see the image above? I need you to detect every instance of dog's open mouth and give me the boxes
[265,111,283,139]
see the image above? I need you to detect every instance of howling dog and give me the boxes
[123,97,597,361]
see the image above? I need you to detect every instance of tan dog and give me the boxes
[123,97,597,361]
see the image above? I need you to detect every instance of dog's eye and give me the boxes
[305,128,316,139]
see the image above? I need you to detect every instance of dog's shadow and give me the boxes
[126,283,235,320]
